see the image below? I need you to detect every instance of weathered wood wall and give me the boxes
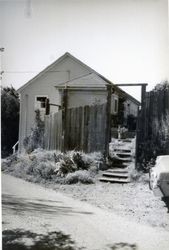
[44,103,108,153]
[65,104,107,152]
[137,85,169,164]
[144,87,169,140]
[44,111,62,150]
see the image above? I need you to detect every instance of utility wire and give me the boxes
[2,70,70,74]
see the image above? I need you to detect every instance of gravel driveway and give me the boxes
[2,173,169,250]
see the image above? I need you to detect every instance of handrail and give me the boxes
[12,141,19,154]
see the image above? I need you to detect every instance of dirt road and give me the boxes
[2,173,169,250]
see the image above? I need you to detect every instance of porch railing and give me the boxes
[12,141,19,154]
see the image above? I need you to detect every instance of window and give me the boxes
[111,95,119,114]
[35,96,48,110]
[114,98,118,113]
[36,97,47,108]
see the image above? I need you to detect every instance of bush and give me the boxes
[1,154,18,171]
[72,152,89,170]
[65,170,94,184]
[23,110,44,153]
[58,156,76,176]
[1,150,101,185]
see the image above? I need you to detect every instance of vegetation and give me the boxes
[1,149,102,184]
[1,86,19,158]
[138,81,169,171]
[65,170,94,184]
[23,110,45,153]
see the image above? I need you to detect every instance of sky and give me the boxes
[0,0,169,101]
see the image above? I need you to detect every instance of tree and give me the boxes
[1,86,20,157]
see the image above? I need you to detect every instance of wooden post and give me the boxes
[135,106,140,168]
[104,85,112,159]
[141,84,147,140]
[45,98,50,115]
[62,87,68,152]
[135,84,147,167]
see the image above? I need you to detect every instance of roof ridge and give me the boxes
[17,52,114,93]
[17,52,140,104]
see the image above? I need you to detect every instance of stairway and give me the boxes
[99,138,135,183]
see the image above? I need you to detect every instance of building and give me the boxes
[17,52,140,151]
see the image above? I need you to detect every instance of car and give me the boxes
[149,155,169,197]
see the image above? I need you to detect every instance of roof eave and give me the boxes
[17,52,71,93]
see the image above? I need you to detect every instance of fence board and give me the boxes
[44,103,108,153]
[44,111,62,151]
[137,86,169,163]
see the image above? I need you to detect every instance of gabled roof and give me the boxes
[17,52,113,93]
[17,52,140,105]
[118,89,140,106]
[55,73,107,89]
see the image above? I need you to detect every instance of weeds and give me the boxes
[2,149,102,185]
[65,170,94,184]
[23,110,44,153]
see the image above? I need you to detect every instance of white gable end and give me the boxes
[18,53,92,93]
[56,73,107,88]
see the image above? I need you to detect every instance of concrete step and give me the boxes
[116,153,132,158]
[116,158,132,162]
[103,172,129,178]
[111,163,129,168]
[121,139,133,143]
[107,169,129,174]
[99,177,130,183]
[114,149,131,153]
[109,156,132,162]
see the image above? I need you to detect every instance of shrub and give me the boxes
[1,150,101,185]
[23,110,44,153]
[65,170,94,184]
[88,165,98,177]
[1,154,18,171]
[58,156,76,176]
[72,152,89,170]
[76,151,103,168]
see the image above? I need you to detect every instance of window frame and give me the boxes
[34,95,48,110]
[114,97,118,114]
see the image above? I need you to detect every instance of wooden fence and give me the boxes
[44,111,62,150]
[44,103,109,154]
[144,86,169,140]
[137,85,169,164]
